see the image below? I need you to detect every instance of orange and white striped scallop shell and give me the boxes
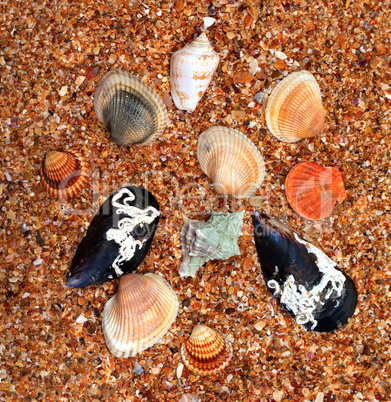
[170,33,219,113]
[265,71,325,142]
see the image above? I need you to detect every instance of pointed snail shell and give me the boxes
[170,33,219,113]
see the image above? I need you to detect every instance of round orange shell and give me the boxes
[181,324,233,375]
[40,150,90,200]
[285,162,346,220]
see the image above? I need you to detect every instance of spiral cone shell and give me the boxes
[170,33,219,113]
[181,324,233,375]
[102,273,179,358]
[197,126,265,198]
[40,150,90,200]
[285,162,346,220]
[265,71,325,142]
[94,69,168,146]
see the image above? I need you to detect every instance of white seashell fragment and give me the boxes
[203,17,216,30]
[170,33,219,113]
[249,58,259,75]
[179,394,199,402]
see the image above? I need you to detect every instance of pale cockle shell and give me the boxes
[181,324,233,375]
[179,211,244,278]
[265,71,325,142]
[102,273,179,358]
[170,33,219,113]
[94,69,168,146]
[197,126,266,198]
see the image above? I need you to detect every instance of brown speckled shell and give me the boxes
[181,324,233,375]
[40,150,90,200]
[265,71,325,142]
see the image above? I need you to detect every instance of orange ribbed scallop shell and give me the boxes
[102,273,179,358]
[40,150,90,200]
[265,71,325,142]
[181,324,233,375]
[285,162,347,220]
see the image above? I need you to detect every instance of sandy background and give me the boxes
[1,0,390,401]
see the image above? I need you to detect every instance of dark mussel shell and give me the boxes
[66,186,160,288]
[252,211,357,332]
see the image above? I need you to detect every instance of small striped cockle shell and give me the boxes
[170,32,219,113]
[94,69,168,146]
[40,149,90,200]
[265,71,325,142]
[181,324,233,375]
[197,126,266,198]
[285,162,347,221]
[102,273,179,358]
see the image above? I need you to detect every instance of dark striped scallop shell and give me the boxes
[40,150,90,200]
[94,69,168,146]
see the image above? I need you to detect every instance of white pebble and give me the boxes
[33,258,43,266]
[176,362,184,379]
[275,51,287,60]
[75,314,88,324]
[134,361,144,375]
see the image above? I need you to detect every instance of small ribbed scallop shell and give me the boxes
[94,69,168,146]
[40,150,90,200]
[265,71,325,142]
[181,324,233,375]
[170,33,219,113]
[285,162,347,220]
[102,273,179,358]
[197,126,265,198]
